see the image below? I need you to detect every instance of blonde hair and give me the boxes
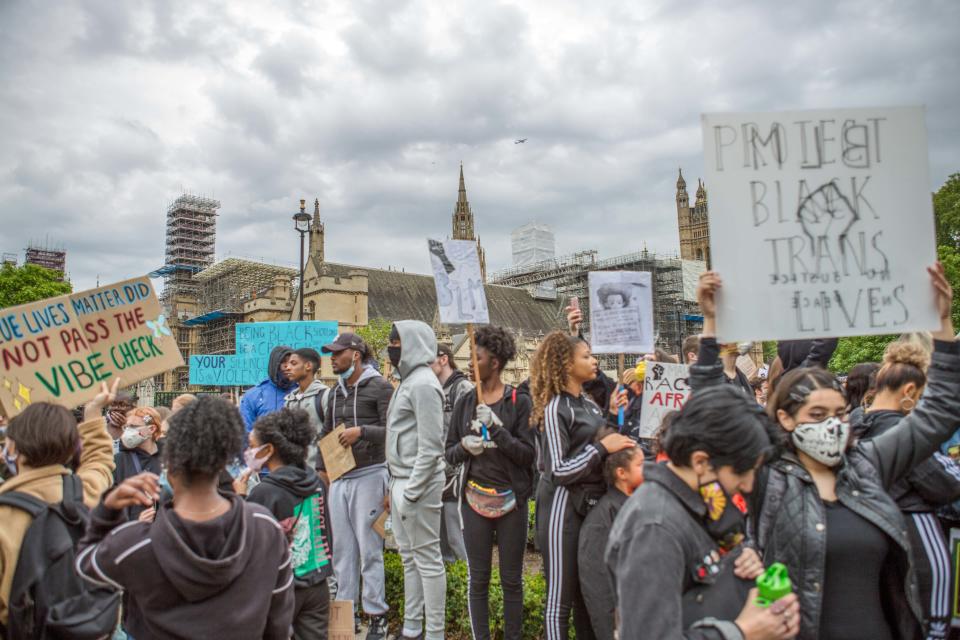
[530,331,581,427]
[875,339,930,393]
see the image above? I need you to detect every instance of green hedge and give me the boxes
[383,551,549,640]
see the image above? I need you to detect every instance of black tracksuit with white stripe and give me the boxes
[857,409,960,640]
[536,391,611,640]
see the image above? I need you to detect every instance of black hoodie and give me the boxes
[247,465,333,587]
[77,495,294,640]
[855,409,960,512]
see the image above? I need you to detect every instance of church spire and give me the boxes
[309,197,324,263]
[451,164,486,280]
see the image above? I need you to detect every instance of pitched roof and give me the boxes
[315,258,562,336]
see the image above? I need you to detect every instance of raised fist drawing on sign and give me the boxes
[796,181,859,258]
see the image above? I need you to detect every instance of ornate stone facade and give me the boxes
[676,169,711,268]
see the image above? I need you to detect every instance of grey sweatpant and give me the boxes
[329,465,389,616]
[440,499,467,563]
[391,475,446,640]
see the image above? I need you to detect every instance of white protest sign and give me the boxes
[638,362,690,439]
[588,271,653,354]
[702,106,939,342]
[428,239,489,324]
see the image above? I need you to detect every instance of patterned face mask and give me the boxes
[791,417,850,468]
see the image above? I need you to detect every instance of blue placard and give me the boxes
[235,321,339,357]
[189,320,340,387]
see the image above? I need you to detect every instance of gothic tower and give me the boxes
[452,164,486,280]
[309,197,324,263]
[676,169,711,267]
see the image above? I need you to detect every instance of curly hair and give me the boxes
[475,325,517,372]
[874,340,929,393]
[530,331,584,427]
[164,396,245,485]
[252,408,315,466]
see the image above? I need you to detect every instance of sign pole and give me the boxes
[468,323,481,412]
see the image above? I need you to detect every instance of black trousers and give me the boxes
[461,500,527,640]
[908,513,951,640]
[293,579,330,640]
[536,483,596,640]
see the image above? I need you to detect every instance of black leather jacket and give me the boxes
[691,338,960,639]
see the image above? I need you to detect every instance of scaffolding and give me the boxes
[191,258,297,354]
[25,242,66,278]
[490,248,703,363]
[511,222,556,267]
[159,194,220,304]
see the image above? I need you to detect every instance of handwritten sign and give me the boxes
[428,239,489,324]
[702,107,939,342]
[319,425,357,482]
[638,362,690,439]
[329,600,355,640]
[189,320,338,387]
[0,276,183,416]
[588,271,653,354]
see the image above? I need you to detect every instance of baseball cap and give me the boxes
[322,333,367,355]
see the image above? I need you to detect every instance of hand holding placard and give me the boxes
[319,425,357,482]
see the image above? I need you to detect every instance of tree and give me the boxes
[0,263,72,309]
[828,335,896,373]
[357,317,393,369]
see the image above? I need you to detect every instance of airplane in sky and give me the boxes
[514,138,527,144]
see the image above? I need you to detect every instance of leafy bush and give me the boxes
[383,551,551,639]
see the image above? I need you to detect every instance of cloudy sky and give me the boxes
[1,0,957,292]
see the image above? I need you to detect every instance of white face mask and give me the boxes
[791,416,850,468]
[121,427,150,450]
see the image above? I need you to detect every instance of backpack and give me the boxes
[0,475,121,640]
[313,387,331,426]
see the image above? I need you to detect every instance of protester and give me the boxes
[113,406,164,521]
[0,379,119,629]
[693,264,960,639]
[386,320,447,640]
[844,362,879,430]
[162,393,197,439]
[432,341,472,564]
[240,345,296,431]
[530,331,635,640]
[236,408,334,640]
[606,386,798,639]
[578,428,643,640]
[105,391,136,442]
[284,348,330,468]
[565,304,617,413]
[76,396,295,639]
[319,332,393,639]
[445,326,536,640]
[855,340,960,640]
[682,335,701,365]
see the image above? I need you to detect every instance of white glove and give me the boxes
[476,404,503,429]
[470,419,484,434]
[461,435,485,456]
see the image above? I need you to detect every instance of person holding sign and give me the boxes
[319,333,393,640]
[237,408,334,640]
[0,379,120,631]
[606,385,799,639]
[530,332,635,640]
[693,264,960,639]
[444,325,536,640]
[385,321,447,640]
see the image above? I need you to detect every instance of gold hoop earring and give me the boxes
[900,396,916,412]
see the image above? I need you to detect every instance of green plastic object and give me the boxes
[756,563,792,607]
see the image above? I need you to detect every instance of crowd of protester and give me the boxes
[1,261,959,639]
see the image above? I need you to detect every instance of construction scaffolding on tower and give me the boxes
[490,249,705,367]
[187,258,298,355]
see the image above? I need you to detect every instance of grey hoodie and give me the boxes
[386,320,445,502]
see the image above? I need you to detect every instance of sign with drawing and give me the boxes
[702,106,939,342]
[588,271,654,354]
[428,239,489,324]
[638,362,690,439]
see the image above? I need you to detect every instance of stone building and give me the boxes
[676,169,711,267]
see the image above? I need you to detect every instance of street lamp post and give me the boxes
[293,199,312,321]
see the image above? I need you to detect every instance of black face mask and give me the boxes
[388,346,402,369]
[698,480,746,552]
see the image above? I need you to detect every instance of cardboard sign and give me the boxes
[428,239,489,324]
[638,362,690,439]
[319,425,357,482]
[329,600,355,640]
[0,276,183,416]
[189,320,338,387]
[588,271,654,354]
[702,106,939,342]
[372,509,388,539]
